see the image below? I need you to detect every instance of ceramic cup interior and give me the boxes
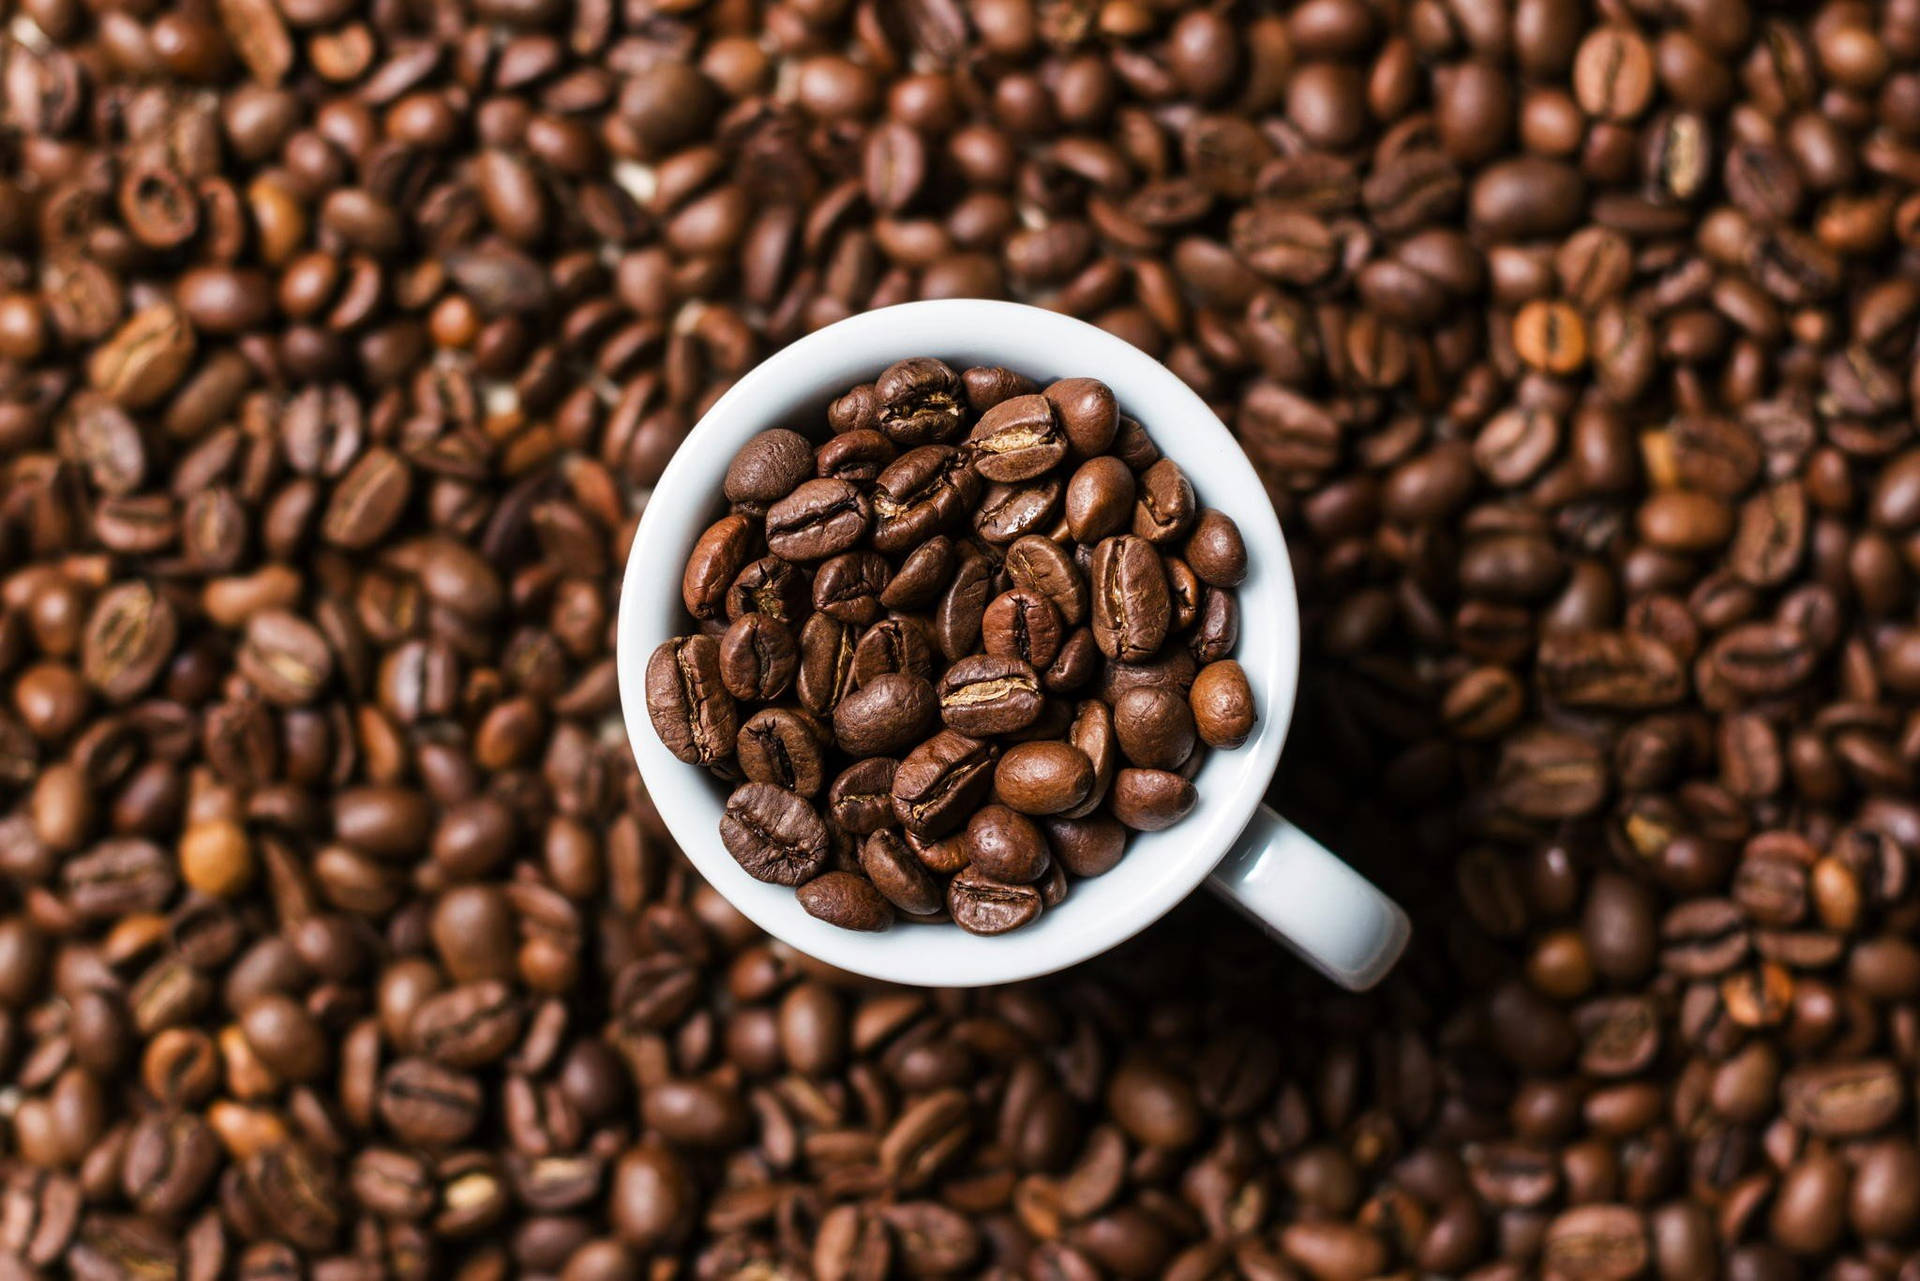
[617,300,1301,987]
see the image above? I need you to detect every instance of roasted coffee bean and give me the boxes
[933,549,993,662]
[811,551,893,626]
[797,871,893,932]
[947,867,1043,935]
[736,708,828,796]
[982,589,1064,671]
[725,429,814,516]
[995,741,1095,816]
[832,673,938,757]
[850,617,936,688]
[893,730,997,839]
[827,758,898,835]
[938,654,1043,737]
[1005,535,1088,625]
[975,476,1063,545]
[1067,457,1138,544]
[873,448,979,554]
[966,805,1051,884]
[1190,661,1256,749]
[880,536,957,611]
[719,783,830,886]
[968,394,1066,482]
[682,515,758,621]
[1108,768,1199,831]
[718,613,797,702]
[1044,378,1120,456]
[1112,686,1197,770]
[796,614,856,717]
[815,428,896,485]
[1091,536,1172,662]
[858,830,943,916]
[765,479,871,562]
[644,636,737,767]
[875,357,965,445]
[725,556,812,623]
[1133,459,1198,545]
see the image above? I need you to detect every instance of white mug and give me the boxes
[616,300,1410,990]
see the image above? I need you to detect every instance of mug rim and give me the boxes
[617,299,1302,986]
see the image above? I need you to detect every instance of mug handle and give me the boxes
[1206,803,1411,991]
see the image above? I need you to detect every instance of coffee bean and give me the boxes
[893,730,997,839]
[1189,660,1256,749]
[718,613,797,702]
[725,429,815,516]
[947,867,1042,935]
[765,479,871,562]
[719,783,830,886]
[811,551,892,626]
[737,707,829,796]
[995,741,1095,816]
[1090,536,1171,662]
[1066,457,1136,544]
[966,805,1051,884]
[797,871,893,931]
[982,588,1064,671]
[858,830,942,916]
[832,673,938,757]
[682,515,759,621]
[851,617,936,689]
[1112,686,1196,770]
[968,394,1066,482]
[938,654,1042,737]
[1004,536,1088,625]
[875,357,965,445]
[644,636,737,767]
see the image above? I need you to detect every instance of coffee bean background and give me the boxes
[3,0,1920,1276]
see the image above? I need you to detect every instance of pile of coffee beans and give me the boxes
[9,0,1920,1274]
[647,359,1254,934]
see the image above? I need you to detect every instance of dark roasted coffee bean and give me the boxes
[966,804,1051,884]
[892,730,997,839]
[718,613,797,702]
[875,357,965,445]
[1190,660,1256,749]
[736,708,828,796]
[975,477,1063,545]
[872,447,980,554]
[765,479,870,562]
[682,515,758,621]
[796,614,856,717]
[1109,768,1198,831]
[815,428,896,485]
[880,536,957,610]
[858,830,943,916]
[938,654,1043,737]
[933,549,993,661]
[968,394,1066,482]
[850,617,936,688]
[1113,685,1197,770]
[832,673,937,757]
[982,588,1064,671]
[725,429,815,516]
[995,741,1095,816]
[947,866,1042,935]
[1044,378,1119,457]
[812,551,892,625]
[827,758,897,835]
[1132,459,1198,545]
[797,871,893,931]
[644,636,737,767]
[1091,535,1172,662]
[719,783,829,886]
[1066,456,1136,544]
[725,556,811,624]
